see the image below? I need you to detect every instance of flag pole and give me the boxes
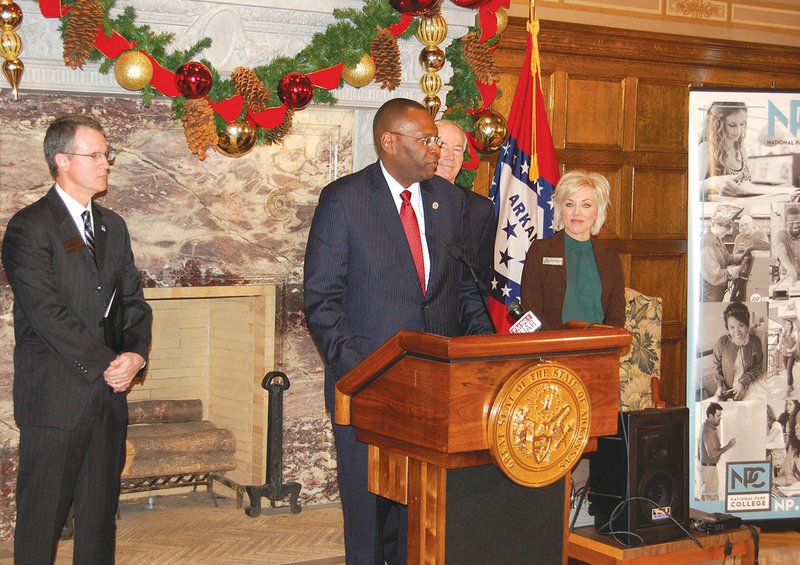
[529,0,540,180]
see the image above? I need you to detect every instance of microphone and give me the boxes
[449,245,496,333]
[506,299,542,334]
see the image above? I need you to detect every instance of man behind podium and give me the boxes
[435,119,496,290]
[2,114,152,564]
[304,98,493,564]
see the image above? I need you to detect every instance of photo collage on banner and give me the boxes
[689,89,800,522]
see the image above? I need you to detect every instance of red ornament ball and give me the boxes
[278,72,314,110]
[389,0,438,15]
[449,0,492,8]
[175,62,213,99]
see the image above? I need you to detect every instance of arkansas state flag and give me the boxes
[487,26,560,333]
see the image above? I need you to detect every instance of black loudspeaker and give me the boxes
[588,407,689,545]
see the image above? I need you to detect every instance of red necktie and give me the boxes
[400,190,426,294]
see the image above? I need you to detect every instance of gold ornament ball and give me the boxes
[215,120,257,158]
[114,50,153,91]
[418,47,445,73]
[496,7,509,35]
[0,1,23,32]
[342,54,376,88]
[419,71,442,97]
[472,110,509,154]
[0,29,21,59]
[416,14,447,48]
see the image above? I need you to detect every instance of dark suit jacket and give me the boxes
[459,185,497,290]
[304,162,494,412]
[2,187,152,429]
[520,230,625,330]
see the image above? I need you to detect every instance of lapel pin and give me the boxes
[100,225,107,232]
[432,202,439,210]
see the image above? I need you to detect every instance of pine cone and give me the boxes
[231,67,271,113]
[264,109,294,145]
[427,0,442,16]
[371,27,401,91]
[461,32,499,86]
[63,0,104,70]
[181,99,218,161]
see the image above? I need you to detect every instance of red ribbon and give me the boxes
[462,134,480,171]
[471,81,498,112]
[387,13,413,36]
[247,105,288,130]
[308,63,344,90]
[93,27,132,59]
[477,0,511,42]
[144,53,180,97]
[209,94,245,123]
[477,9,497,42]
[38,0,68,18]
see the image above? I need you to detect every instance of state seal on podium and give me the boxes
[488,361,591,487]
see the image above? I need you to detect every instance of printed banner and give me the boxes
[688,88,800,522]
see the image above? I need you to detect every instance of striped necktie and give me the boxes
[81,210,96,262]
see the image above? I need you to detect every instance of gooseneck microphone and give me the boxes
[449,245,497,334]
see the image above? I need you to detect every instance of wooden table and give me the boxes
[567,525,757,564]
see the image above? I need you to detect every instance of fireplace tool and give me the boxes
[244,371,302,516]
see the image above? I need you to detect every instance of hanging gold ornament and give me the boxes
[422,95,441,117]
[472,109,509,154]
[114,50,153,91]
[215,119,257,158]
[416,13,447,117]
[2,56,22,100]
[342,54,376,88]
[0,0,22,100]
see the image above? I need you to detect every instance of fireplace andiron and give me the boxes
[244,371,302,516]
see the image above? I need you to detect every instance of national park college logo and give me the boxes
[488,362,591,487]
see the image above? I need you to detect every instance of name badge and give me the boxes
[543,257,563,266]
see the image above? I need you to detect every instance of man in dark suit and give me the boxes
[304,99,493,564]
[435,119,497,290]
[2,114,152,564]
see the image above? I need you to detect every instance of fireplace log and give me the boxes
[122,449,236,479]
[128,399,203,424]
[126,422,235,455]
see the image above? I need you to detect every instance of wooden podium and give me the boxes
[335,325,631,564]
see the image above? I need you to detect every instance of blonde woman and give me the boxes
[520,170,625,330]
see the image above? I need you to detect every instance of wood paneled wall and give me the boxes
[474,19,800,407]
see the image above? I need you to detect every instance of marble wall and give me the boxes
[0,94,352,539]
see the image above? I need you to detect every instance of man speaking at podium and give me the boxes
[304,98,493,564]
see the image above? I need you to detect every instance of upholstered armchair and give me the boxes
[619,288,665,411]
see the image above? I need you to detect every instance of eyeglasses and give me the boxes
[390,132,444,149]
[63,149,117,163]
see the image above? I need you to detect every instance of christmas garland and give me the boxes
[36,0,509,187]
